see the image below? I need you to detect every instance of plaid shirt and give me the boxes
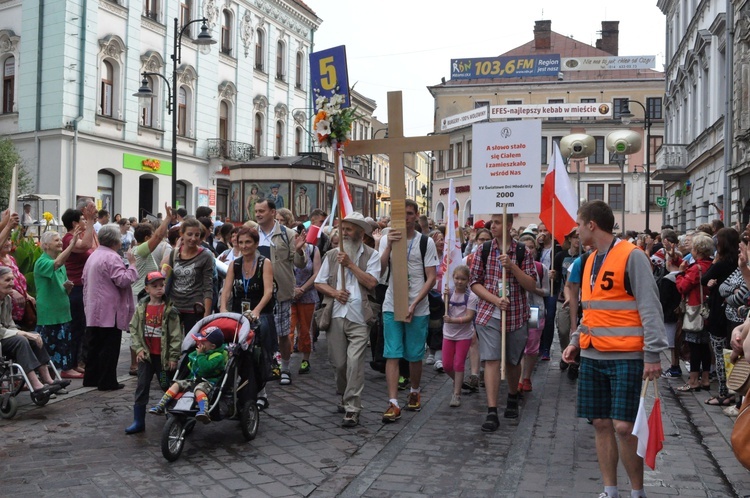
[469,238,535,328]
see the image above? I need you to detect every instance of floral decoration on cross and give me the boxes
[313,89,358,150]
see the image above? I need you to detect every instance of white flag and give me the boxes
[441,179,463,294]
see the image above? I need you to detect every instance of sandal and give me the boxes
[279,371,292,385]
[481,413,500,432]
[676,384,701,392]
[705,395,736,406]
[256,396,269,411]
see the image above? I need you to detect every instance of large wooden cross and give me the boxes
[344,91,450,321]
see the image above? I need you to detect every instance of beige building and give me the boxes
[428,20,665,233]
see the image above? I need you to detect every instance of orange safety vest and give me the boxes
[580,240,644,352]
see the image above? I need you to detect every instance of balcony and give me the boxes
[653,144,690,181]
[206,139,255,162]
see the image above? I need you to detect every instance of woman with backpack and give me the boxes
[518,234,549,393]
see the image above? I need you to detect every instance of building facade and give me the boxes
[428,21,665,232]
[0,0,321,220]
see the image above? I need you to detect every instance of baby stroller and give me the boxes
[159,312,266,462]
[0,341,68,419]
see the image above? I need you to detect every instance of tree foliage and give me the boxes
[0,138,33,210]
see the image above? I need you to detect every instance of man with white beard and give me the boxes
[315,212,380,427]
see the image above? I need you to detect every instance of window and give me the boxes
[254,112,263,155]
[255,29,265,71]
[456,142,463,169]
[219,101,229,141]
[613,98,628,118]
[438,151,444,172]
[295,51,303,89]
[649,135,663,164]
[588,136,604,164]
[580,98,596,103]
[2,56,14,114]
[100,60,114,117]
[97,171,114,214]
[588,184,604,201]
[541,137,548,164]
[221,10,232,55]
[144,0,159,21]
[448,144,454,170]
[176,181,187,210]
[548,98,564,121]
[609,184,624,211]
[295,127,302,155]
[276,41,285,80]
[275,120,284,156]
[475,100,490,110]
[180,1,191,31]
[649,184,663,207]
[140,75,154,127]
[506,99,522,121]
[647,97,663,119]
[467,140,472,168]
[177,87,188,136]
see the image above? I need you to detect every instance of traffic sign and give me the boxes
[656,196,667,208]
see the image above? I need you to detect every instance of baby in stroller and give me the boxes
[149,326,227,423]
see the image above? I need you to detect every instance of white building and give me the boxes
[656,0,730,229]
[0,0,321,220]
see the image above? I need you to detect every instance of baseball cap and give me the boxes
[473,220,487,230]
[650,248,666,268]
[145,271,166,286]
[192,326,224,346]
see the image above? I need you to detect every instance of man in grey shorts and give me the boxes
[469,213,537,432]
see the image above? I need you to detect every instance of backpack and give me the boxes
[480,240,528,270]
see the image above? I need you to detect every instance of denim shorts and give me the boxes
[382,312,429,363]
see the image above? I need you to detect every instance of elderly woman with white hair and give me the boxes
[34,227,83,379]
[82,223,138,391]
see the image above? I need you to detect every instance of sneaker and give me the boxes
[195,411,211,424]
[540,349,550,361]
[299,360,311,374]
[504,397,519,419]
[398,376,409,390]
[425,353,435,365]
[149,405,165,415]
[406,391,422,411]
[559,359,569,371]
[481,413,499,432]
[434,360,444,373]
[382,402,401,423]
[661,366,682,378]
[520,378,532,392]
[280,371,292,385]
[724,405,740,417]
[449,393,461,407]
[567,364,579,381]
[342,411,359,427]
[463,374,480,392]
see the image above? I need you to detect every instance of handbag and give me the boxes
[313,299,333,331]
[727,358,750,396]
[682,264,709,333]
[731,394,750,470]
[19,299,37,330]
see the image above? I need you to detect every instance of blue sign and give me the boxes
[310,45,350,108]
[450,55,561,80]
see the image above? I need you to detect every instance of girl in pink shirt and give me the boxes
[442,265,477,408]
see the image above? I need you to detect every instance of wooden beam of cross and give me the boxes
[344,91,449,321]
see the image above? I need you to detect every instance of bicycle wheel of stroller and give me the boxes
[0,395,18,419]
[240,400,259,441]
[161,416,187,462]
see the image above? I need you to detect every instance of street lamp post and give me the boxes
[620,100,652,232]
[134,17,215,208]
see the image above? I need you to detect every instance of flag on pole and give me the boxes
[540,142,578,246]
[441,179,463,294]
[337,154,353,219]
[632,379,664,470]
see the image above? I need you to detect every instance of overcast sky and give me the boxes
[312,1,666,137]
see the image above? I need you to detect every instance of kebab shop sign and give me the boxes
[471,120,541,214]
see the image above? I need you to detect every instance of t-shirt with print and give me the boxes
[132,240,168,296]
[379,233,439,317]
[144,303,165,355]
[443,290,478,341]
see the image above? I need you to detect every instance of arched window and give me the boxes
[275,120,284,156]
[2,56,15,114]
[276,40,285,80]
[254,112,263,155]
[100,60,114,117]
[294,126,302,155]
[176,181,188,210]
[219,101,229,141]
[435,202,445,223]
[97,170,115,214]
[255,28,264,71]
[177,87,188,136]
[295,51,303,89]
[221,10,232,55]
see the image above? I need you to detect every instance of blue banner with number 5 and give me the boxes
[310,45,351,108]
